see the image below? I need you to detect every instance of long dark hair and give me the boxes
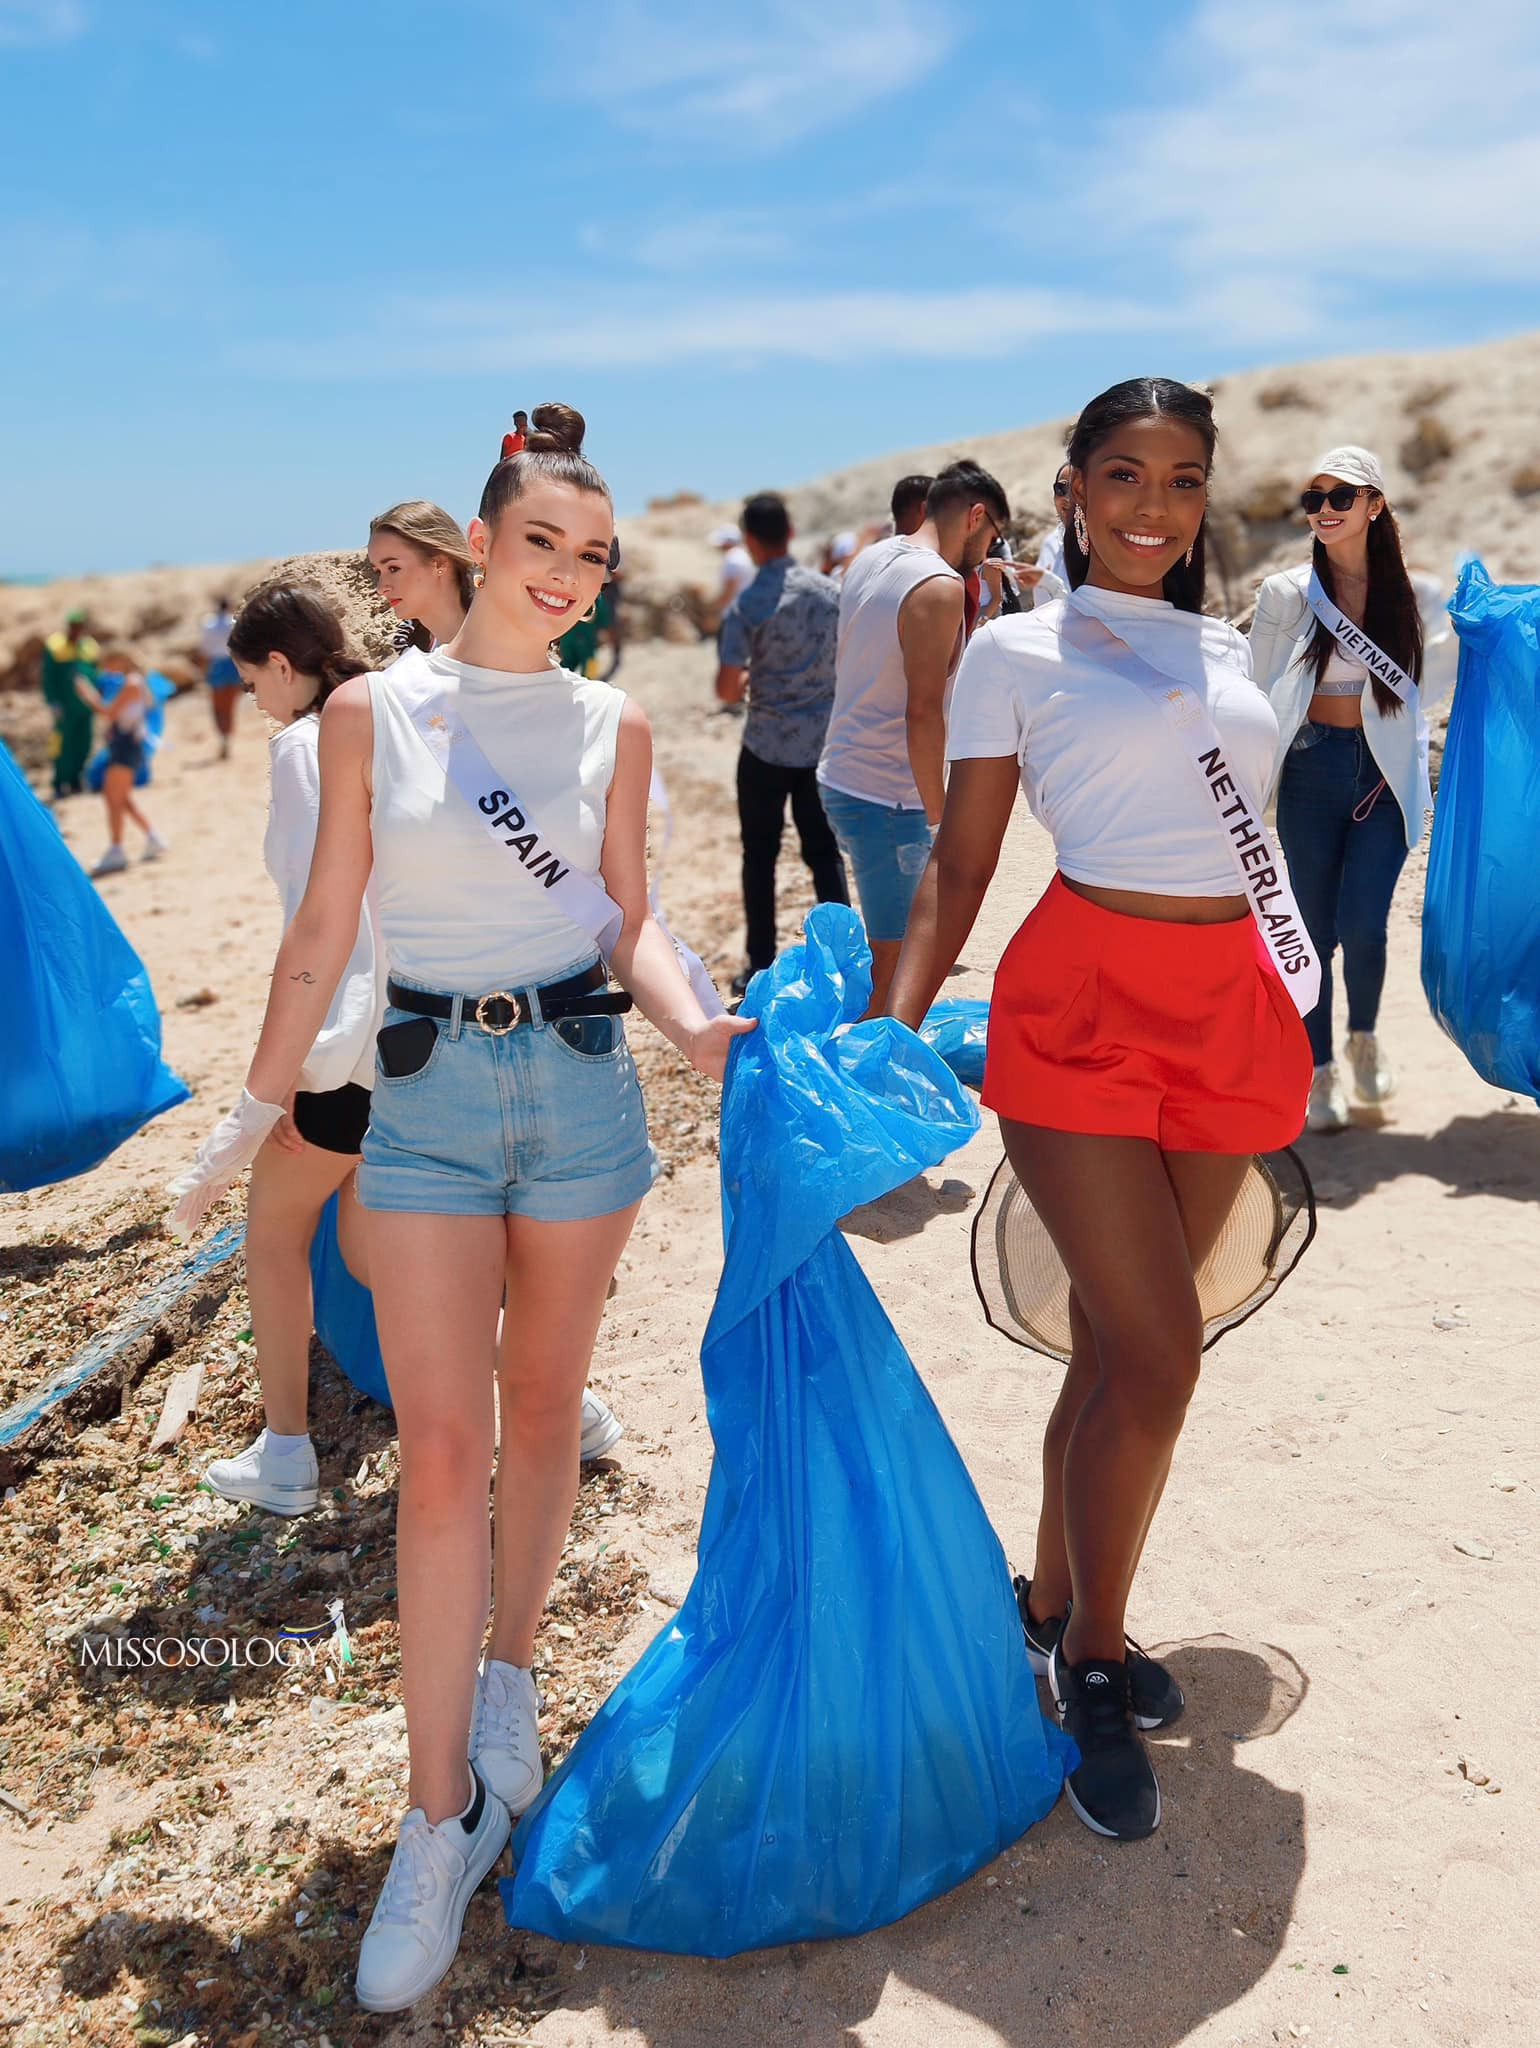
[1305,508,1421,716]
[1063,377,1216,614]
[228,581,367,714]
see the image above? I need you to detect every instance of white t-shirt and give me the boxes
[719,546,755,606]
[264,718,381,1093]
[947,585,1279,897]
[198,612,234,663]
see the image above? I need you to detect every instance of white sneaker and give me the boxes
[1344,1031,1395,1104]
[202,1430,319,1515]
[90,844,127,877]
[1305,1063,1350,1134]
[469,1659,543,1816]
[355,1771,510,2013]
[142,829,169,861]
[580,1387,625,1462]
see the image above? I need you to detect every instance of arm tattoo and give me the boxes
[288,970,317,985]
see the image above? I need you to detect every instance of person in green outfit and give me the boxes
[41,608,100,798]
[556,585,614,678]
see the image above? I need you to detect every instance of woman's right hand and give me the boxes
[167,1091,285,1239]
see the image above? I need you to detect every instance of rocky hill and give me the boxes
[3,329,1537,715]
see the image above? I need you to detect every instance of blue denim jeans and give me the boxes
[1275,723,1410,1067]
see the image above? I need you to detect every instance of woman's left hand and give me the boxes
[686,1012,757,1083]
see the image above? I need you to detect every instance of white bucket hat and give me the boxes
[708,523,742,548]
[1306,445,1387,495]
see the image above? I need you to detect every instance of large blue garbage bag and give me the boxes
[1422,561,1540,1102]
[503,904,1070,1956]
[0,739,188,1191]
[919,994,989,1091]
[308,1193,392,1407]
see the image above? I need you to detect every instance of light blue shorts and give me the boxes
[817,784,936,943]
[357,960,659,1221]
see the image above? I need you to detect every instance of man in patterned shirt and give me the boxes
[715,493,850,997]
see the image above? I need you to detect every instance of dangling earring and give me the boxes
[1073,504,1089,554]
[1184,538,1195,569]
[473,567,485,589]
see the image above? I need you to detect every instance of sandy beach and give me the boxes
[1,632,1536,2048]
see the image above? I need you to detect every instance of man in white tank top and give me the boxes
[817,460,1010,1010]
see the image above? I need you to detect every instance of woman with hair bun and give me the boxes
[172,403,751,2012]
[1249,447,1448,1132]
[367,499,477,652]
[887,377,1311,1844]
[193,581,378,1516]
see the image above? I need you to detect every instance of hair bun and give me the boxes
[525,401,586,455]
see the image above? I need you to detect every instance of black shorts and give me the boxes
[291,1082,371,1156]
[106,729,145,773]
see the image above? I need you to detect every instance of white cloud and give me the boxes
[0,0,85,44]
[559,0,956,151]
[230,283,1177,380]
[1078,0,1540,304]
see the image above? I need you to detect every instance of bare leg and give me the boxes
[122,791,154,837]
[244,1131,360,1436]
[1000,1122,1248,1664]
[369,1211,506,1824]
[335,1169,371,1289]
[865,938,903,1017]
[488,1202,642,1669]
[1027,1147,1253,1623]
[102,764,130,847]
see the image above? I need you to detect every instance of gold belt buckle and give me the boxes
[474,991,520,1035]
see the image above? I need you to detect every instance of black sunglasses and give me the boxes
[1300,485,1370,515]
[1052,478,1070,499]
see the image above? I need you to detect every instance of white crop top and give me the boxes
[946,585,1280,897]
[368,651,626,988]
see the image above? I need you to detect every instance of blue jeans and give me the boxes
[1275,724,1409,1068]
[817,783,935,943]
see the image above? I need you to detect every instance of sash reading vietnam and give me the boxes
[1058,610,1321,1017]
[1305,572,1417,705]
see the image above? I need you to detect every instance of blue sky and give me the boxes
[4,0,1538,575]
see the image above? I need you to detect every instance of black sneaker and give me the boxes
[1014,1576,1185,1732]
[1048,1642,1161,1841]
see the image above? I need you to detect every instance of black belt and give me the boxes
[386,964,633,1037]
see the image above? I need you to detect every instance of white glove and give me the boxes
[167,1090,284,1239]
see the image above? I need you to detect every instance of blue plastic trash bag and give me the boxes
[0,738,188,1190]
[1422,561,1540,1102]
[919,994,989,1090]
[503,903,1070,1956]
[85,669,175,793]
[308,1192,392,1407]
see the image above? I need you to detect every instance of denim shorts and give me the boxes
[817,783,935,942]
[357,959,659,1221]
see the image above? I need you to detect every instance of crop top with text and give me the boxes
[946,584,1279,897]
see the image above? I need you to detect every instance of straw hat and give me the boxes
[972,1148,1317,1361]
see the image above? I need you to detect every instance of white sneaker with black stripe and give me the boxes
[469,1658,544,1816]
[354,1769,510,2012]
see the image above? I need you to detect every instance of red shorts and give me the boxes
[982,876,1312,1153]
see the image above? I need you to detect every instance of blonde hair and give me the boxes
[368,500,478,618]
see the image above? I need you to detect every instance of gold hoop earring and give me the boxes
[1073,504,1089,554]
[578,600,598,625]
[472,567,485,589]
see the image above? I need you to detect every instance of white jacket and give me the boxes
[1248,562,1456,851]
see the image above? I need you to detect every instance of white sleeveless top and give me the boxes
[369,650,626,989]
[819,535,963,809]
[264,717,380,1093]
